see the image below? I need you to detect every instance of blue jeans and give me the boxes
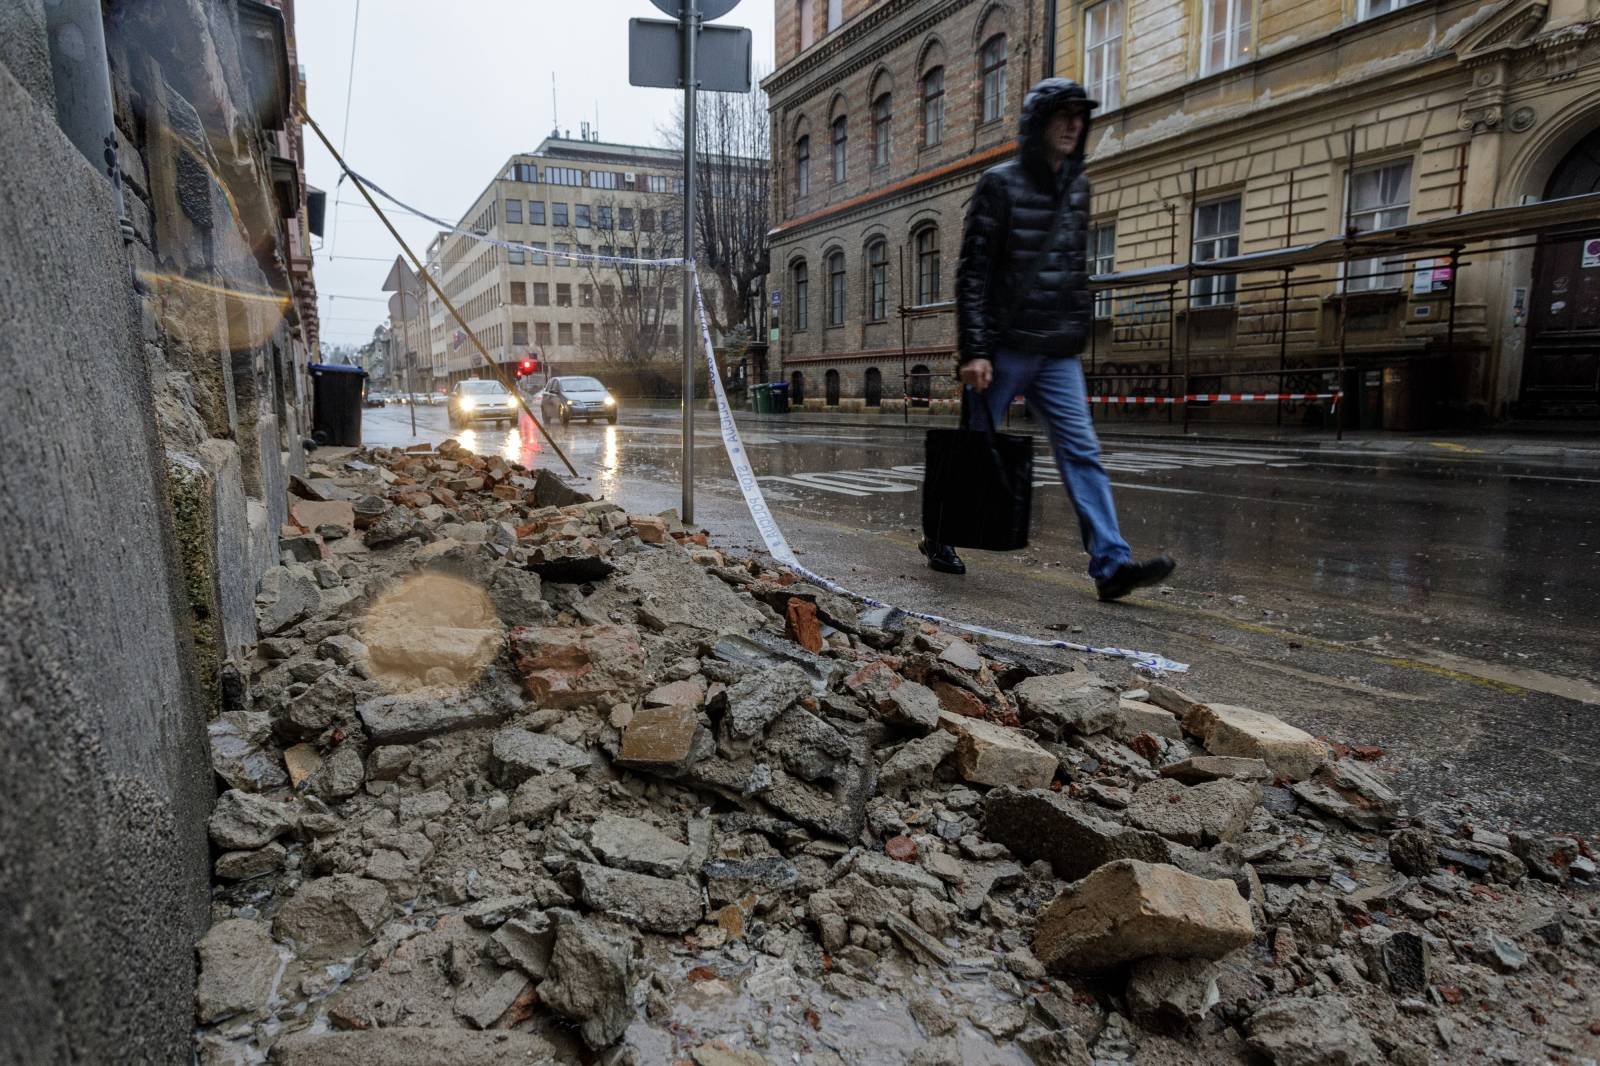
[980,349,1132,581]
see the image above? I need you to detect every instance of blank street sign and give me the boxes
[628,18,753,92]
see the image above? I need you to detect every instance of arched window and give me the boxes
[909,363,931,406]
[831,116,848,183]
[980,35,1008,124]
[865,239,888,320]
[790,370,806,404]
[872,93,892,168]
[826,250,846,326]
[864,367,883,406]
[795,135,811,199]
[915,227,941,305]
[791,260,809,331]
[825,368,841,406]
[921,67,945,147]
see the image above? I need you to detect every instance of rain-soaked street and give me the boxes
[362,400,1600,833]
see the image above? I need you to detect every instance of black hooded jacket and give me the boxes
[956,78,1095,365]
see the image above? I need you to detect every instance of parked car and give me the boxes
[427,391,446,406]
[540,375,618,425]
[364,390,387,408]
[447,378,519,428]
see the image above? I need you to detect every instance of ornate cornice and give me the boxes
[764,0,980,107]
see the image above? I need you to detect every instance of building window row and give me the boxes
[1082,0,1420,111]
[786,226,943,333]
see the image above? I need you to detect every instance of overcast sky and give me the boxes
[297,0,775,351]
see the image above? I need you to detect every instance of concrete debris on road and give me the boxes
[191,441,1600,1066]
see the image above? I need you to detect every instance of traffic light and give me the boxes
[515,357,537,379]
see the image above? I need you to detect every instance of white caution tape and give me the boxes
[690,271,1188,675]
[344,167,689,269]
[1085,392,1343,405]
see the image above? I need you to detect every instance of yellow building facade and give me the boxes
[1055,0,1600,424]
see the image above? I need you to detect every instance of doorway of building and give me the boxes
[908,363,931,407]
[1524,125,1600,407]
[864,367,882,406]
[825,368,841,406]
[790,370,805,405]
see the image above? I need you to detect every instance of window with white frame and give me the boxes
[1192,197,1241,307]
[826,250,846,326]
[866,239,888,320]
[831,116,848,183]
[1345,160,1412,291]
[1200,0,1252,77]
[1089,221,1116,317]
[1084,1,1123,111]
[1361,0,1417,17]
[827,0,842,31]
[915,227,941,305]
[980,36,1008,124]
[799,0,815,49]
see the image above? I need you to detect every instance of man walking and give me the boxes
[919,77,1175,602]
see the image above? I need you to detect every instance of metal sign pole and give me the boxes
[680,0,699,524]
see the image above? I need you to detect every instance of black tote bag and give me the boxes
[921,388,1033,552]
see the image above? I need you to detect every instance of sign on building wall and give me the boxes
[1582,238,1600,269]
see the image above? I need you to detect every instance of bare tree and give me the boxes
[558,194,683,365]
[662,81,771,341]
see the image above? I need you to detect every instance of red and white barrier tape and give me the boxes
[1084,392,1343,405]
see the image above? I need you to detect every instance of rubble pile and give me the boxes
[196,442,1600,1066]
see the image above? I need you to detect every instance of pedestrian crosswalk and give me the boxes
[757,448,1292,497]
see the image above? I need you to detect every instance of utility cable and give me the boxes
[328,0,362,255]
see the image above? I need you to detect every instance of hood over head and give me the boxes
[1018,78,1097,176]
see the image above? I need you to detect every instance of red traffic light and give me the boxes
[515,358,537,378]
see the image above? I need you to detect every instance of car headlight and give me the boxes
[460,396,476,410]
[603,395,616,407]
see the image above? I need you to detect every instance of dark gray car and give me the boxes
[540,375,618,425]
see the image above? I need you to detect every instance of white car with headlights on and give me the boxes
[540,375,618,425]
[447,378,519,428]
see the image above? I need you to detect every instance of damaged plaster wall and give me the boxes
[0,0,315,1061]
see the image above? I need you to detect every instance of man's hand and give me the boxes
[959,359,994,391]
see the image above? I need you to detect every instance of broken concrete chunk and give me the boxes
[616,704,705,772]
[457,970,530,1030]
[488,915,556,979]
[983,787,1172,880]
[539,913,635,1049]
[510,624,646,707]
[937,638,984,673]
[1032,860,1254,973]
[208,711,291,792]
[1244,995,1383,1066]
[1183,703,1328,781]
[509,769,578,823]
[588,814,689,877]
[766,704,852,782]
[571,862,702,934]
[214,842,287,882]
[488,727,589,787]
[195,918,283,1023]
[1125,956,1221,1031]
[1290,759,1402,831]
[881,679,941,734]
[272,875,391,958]
[1014,673,1120,735]
[724,663,813,739]
[1115,699,1182,741]
[645,676,707,707]
[305,743,365,801]
[358,694,509,745]
[208,789,292,851]
[256,564,320,636]
[1124,778,1260,846]
[937,711,1057,789]
[1159,755,1272,786]
[879,730,959,795]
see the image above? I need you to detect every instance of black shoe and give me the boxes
[1096,555,1176,602]
[919,538,966,575]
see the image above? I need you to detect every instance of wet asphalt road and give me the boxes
[361,400,1600,833]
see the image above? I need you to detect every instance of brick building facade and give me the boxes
[771,0,1600,423]
[765,0,1054,409]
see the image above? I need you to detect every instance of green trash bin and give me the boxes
[752,383,772,413]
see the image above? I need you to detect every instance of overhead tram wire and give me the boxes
[302,110,579,478]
